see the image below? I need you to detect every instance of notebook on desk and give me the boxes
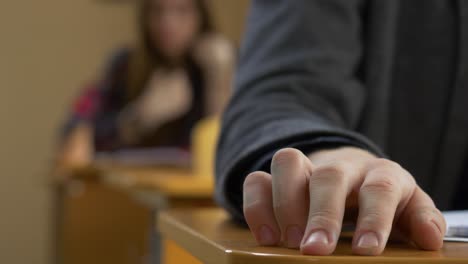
[443,210,468,242]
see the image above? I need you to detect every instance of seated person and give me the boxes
[216,0,467,257]
[58,0,234,168]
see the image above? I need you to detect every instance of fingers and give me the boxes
[244,147,444,256]
[352,159,415,255]
[397,187,446,250]
[243,171,281,246]
[271,148,312,248]
[301,161,361,255]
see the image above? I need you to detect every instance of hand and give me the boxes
[192,34,235,71]
[134,69,193,130]
[192,35,235,115]
[243,147,446,256]
[58,122,93,170]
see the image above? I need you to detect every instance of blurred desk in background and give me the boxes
[54,164,214,264]
[55,117,220,264]
[158,208,468,264]
[98,164,214,206]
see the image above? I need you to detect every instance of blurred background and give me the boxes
[0,1,249,263]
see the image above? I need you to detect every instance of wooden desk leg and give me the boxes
[150,210,163,264]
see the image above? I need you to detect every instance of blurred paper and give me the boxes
[443,210,468,242]
[95,147,191,167]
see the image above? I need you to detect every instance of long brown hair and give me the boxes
[126,0,215,101]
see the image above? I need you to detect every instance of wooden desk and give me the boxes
[55,117,219,264]
[56,178,153,264]
[55,165,214,264]
[96,165,215,264]
[98,164,214,201]
[158,208,468,264]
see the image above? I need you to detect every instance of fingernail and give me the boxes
[286,226,303,248]
[303,230,330,247]
[357,232,379,249]
[257,225,276,245]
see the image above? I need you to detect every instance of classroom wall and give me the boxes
[207,0,250,47]
[0,0,249,263]
[0,1,136,263]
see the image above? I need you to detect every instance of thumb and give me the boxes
[397,187,446,250]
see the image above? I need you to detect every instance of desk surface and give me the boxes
[158,208,468,264]
[54,164,214,264]
[98,164,213,198]
[56,163,213,199]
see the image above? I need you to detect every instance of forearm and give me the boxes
[215,0,373,220]
[58,121,94,168]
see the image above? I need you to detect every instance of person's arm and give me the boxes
[58,49,131,155]
[57,121,93,170]
[193,34,236,115]
[216,0,377,224]
[91,49,132,150]
[58,81,102,168]
[216,0,445,256]
[94,50,195,148]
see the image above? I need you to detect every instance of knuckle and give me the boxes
[243,202,262,216]
[361,175,399,195]
[243,202,256,213]
[243,172,271,209]
[359,211,390,227]
[244,171,270,188]
[310,162,349,187]
[367,159,417,192]
[272,148,303,167]
[272,199,308,226]
[308,210,342,231]
[243,199,264,216]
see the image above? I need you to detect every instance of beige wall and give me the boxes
[208,0,250,46]
[0,0,249,263]
[0,1,135,263]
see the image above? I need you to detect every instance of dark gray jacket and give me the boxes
[216,0,468,222]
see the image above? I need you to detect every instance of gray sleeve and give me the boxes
[215,0,384,222]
